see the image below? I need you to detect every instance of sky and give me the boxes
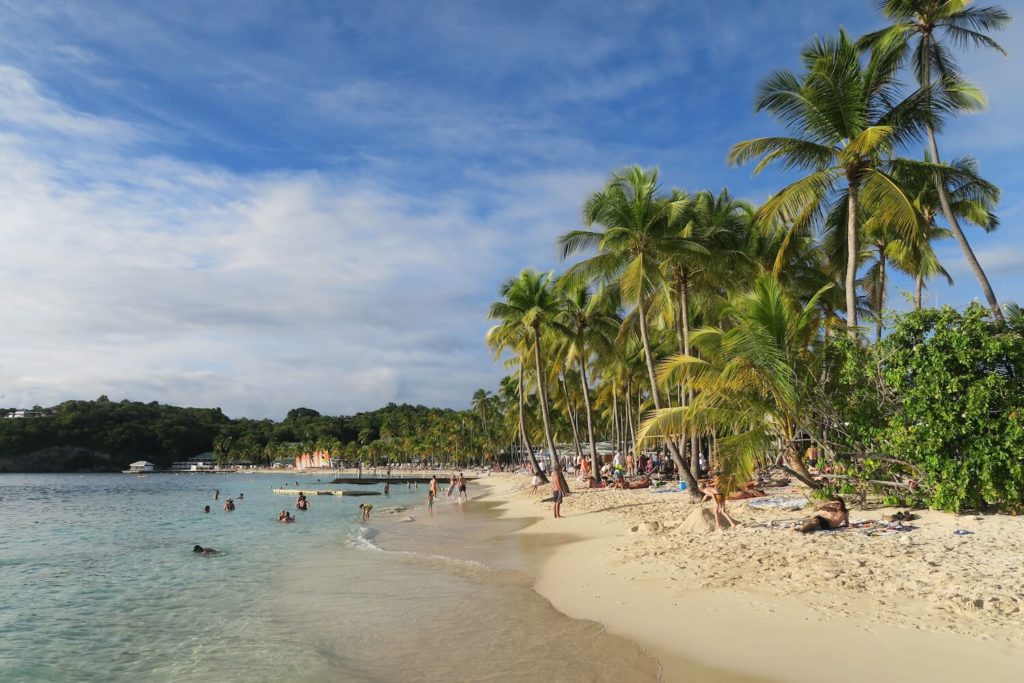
[0,0,1021,419]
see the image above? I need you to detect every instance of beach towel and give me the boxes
[746,496,809,511]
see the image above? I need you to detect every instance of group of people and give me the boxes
[426,473,469,510]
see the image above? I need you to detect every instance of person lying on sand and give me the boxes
[797,497,849,533]
[699,478,737,530]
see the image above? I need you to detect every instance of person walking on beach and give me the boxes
[551,473,565,518]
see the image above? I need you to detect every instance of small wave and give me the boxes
[346,525,383,552]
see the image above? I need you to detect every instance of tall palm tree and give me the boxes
[488,269,568,485]
[559,166,703,495]
[729,30,937,337]
[486,295,547,482]
[663,188,753,478]
[637,274,832,491]
[556,283,620,484]
[860,0,1010,321]
[891,154,999,308]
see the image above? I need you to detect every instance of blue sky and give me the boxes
[0,0,1020,418]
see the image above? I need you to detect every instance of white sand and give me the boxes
[475,473,1024,683]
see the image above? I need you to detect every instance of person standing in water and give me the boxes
[214,489,219,500]
[359,503,373,521]
[428,476,437,511]
[383,483,390,496]
[457,473,468,503]
[203,505,210,514]
[223,499,235,512]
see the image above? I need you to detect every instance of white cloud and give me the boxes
[0,65,600,417]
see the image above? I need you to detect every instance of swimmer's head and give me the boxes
[193,545,204,553]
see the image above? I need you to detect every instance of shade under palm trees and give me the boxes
[636,274,832,491]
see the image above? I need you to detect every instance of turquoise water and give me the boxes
[0,474,658,682]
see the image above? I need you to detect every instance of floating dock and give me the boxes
[272,488,380,496]
[329,476,463,485]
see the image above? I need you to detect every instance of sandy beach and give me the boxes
[472,473,1024,683]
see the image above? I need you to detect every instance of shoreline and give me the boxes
[471,473,1024,683]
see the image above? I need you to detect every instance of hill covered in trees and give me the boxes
[0,398,501,472]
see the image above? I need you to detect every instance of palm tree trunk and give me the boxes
[518,363,546,483]
[845,175,860,337]
[680,273,702,481]
[876,248,886,343]
[532,326,567,492]
[921,44,1003,322]
[915,274,924,310]
[561,375,584,463]
[637,297,700,496]
[578,357,601,485]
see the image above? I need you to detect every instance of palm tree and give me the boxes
[729,30,937,337]
[891,154,999,309]
[636,274,832,491]
[860,0,1010,321]
[486,296,548,482]
[663,188,753,478]
[559,166,703,495]
[488,269,568,485]
[556,283,620,484]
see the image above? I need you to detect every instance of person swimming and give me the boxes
[296,493,310,510]
[224,499,235,511]
[278,510,295,523]
[204,505,210,514]
[193,545,218,555]
[238,493,244,500]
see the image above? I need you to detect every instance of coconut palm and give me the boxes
[636,274,832,491]
[892,154,998,308]
[662,188,753,478]
[556,283,621,484]
[728,30,941,337]
[860,0,1010,321]
[486,295,548,482]
[488,269,568,484]
[559,166,704,495]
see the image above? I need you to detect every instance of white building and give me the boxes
[128,461,155,473]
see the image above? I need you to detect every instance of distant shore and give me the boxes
[473,473,1024,683]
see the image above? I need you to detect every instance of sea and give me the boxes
[0,473,660,682]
